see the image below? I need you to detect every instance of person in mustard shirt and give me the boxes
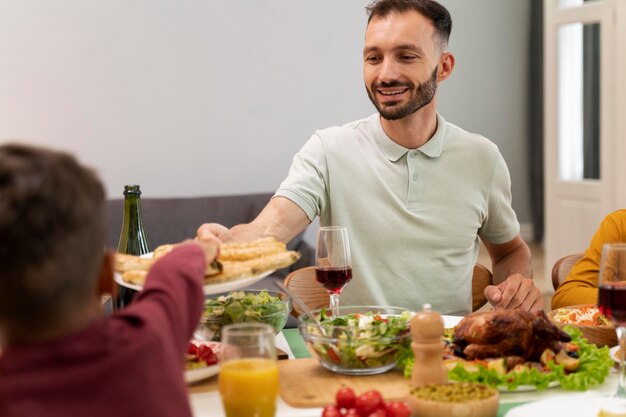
[552,209,626,308]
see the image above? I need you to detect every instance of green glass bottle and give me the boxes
[115,184,151,309]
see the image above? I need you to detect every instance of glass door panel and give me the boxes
[557,22,601,180]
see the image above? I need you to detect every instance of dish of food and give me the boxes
[401,310,614,391]
[299,306,413,375]
[184,341,221,384]
[551,304,611,326]
[113,236,300,295]
[548,304,617,347]
[409,382,499,417]
[114,268,274,295]
[194,289,291,341]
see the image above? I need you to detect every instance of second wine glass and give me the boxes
[598,243,626,410]
[315,226,352,317]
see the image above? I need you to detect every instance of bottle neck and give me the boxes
[117,194,150,255]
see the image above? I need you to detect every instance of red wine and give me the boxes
[598,284,626,326]
[316,267,352,294]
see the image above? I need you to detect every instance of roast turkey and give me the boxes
[453,309,571,361]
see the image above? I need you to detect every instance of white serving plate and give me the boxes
[114,251,274,295]
[185,363,220,384]
[114,269,274,295]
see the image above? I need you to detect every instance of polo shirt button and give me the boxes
[409,152,416,158]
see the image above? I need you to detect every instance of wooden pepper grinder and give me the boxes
[410,303,447,388]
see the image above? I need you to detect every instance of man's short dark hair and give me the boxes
[0,144,106,333]
[366,0,453,50]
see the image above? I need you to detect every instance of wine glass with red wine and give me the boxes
[598,243,626,405]
[315,226,352,317]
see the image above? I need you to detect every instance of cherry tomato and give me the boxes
[187,343,198,355]
[373,315,388,323]
[356,390,384,417]
[196,344,218,365]
[344,408,360,417]
[384,402,411,417]
[322,405,342,417]
[367,410,387,417]
[336,387,357,410]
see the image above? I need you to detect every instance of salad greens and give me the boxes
[201,290,289,339]
[400,325,613,391]
[302,310,412,370]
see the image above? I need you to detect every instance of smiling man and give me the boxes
[198,0,542,315]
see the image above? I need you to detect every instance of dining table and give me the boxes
[187,316,620,417]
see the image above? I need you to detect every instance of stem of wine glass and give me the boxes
[618,326,626,399]
[329,292,340,317]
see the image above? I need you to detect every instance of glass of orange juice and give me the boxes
[219,323,279,417]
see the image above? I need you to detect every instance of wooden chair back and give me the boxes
[551,253,584,291]
[283,266,326,317]
[471,263,493,312]
[283,263,493,316]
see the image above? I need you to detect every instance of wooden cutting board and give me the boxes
[279,358,412,407]
[187,357,412,407]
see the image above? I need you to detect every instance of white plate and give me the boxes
[185,363,220,384]
[114,252,275,295]
[610,345,623,363]
[505,394,621,417]
[498,380,560,392]
[442,315,463,328]
[185,341,222,384]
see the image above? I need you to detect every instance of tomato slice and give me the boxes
[327,347,341,364]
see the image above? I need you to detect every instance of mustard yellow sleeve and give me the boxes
[552,210,626,309]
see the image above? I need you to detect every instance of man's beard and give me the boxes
[366,66,438,121]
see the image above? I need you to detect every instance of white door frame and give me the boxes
[544,0,625,287]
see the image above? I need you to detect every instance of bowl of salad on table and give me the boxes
[549,304,617,348]
[194,289,291,341]
[298,306,413,375]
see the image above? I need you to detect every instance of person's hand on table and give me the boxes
[484,273,544,312]
[196,222,233,243]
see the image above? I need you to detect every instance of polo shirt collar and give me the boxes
[372,113,447,162]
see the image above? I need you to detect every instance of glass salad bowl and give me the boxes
[194,289,291,342]
[298,306,413,375]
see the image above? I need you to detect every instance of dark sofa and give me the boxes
[105,192,314,326]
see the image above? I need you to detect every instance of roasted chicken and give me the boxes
[453,310,571,362]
